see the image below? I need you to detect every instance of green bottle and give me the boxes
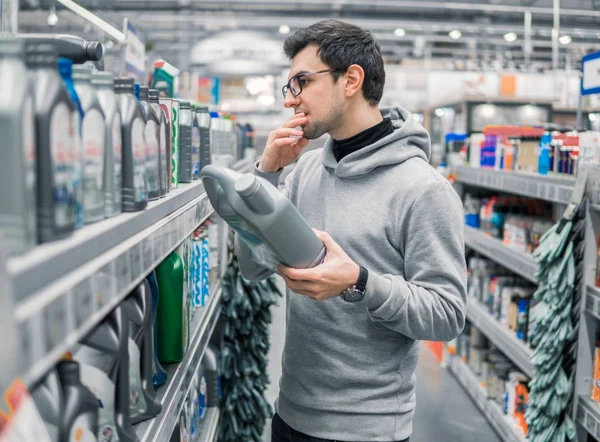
[156,250,189,363]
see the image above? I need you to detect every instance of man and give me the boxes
[235,19,467,442]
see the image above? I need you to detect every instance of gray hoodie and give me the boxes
[236,106,467,441]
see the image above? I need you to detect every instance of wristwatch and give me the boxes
[340,266,368,302]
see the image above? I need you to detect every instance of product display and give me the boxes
[178,100,193,183]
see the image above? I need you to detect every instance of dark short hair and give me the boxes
[283,20,385,106]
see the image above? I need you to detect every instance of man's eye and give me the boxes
[299,78,309,86]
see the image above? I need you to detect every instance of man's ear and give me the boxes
[344,64,365,98]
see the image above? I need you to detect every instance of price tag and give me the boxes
[73,278,94,328]
[130,243,143,280]
[44,296,68,351]
[117,251,131,293]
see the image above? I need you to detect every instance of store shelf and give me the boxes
[136,283,223,442]
[577,396,600,441]
[13,158,253,387]
[464,226,538,283]
[448,356,527,442]
[197,407,220,442]
[455,166,575,205]
[585,285,600,321]
[467,298,534,378]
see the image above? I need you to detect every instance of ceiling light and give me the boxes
[279,25,290,35]
[47,8,58,27]
[434,108,445,117]
[559,35,572,45]
[394,28,406,37]
[449,30,462,40]
[56,0,125,42]
[504,32,518,43]
[590,113,597,122]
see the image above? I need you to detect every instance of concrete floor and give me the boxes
[262,277,501,442]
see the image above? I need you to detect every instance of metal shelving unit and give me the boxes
[464,226,538,283]
[448,356,527,442]
[586,284,600,321]
[197,407,220,442]
[577,396,600,441]
[136,283,223,442]
[0,158,253,393]
[467,298,534,378]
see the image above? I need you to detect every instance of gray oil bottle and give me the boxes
[149,89,168,198]
[73,65,105,223]
[195,106,212,173]
[200,165,326,270]
[191,106,201,180]
[178,100,193,183]
[92,71,122,218]
[27,42,76,243]
[140,87,160,200]
[0,38,37,255]
[31,368,63,441]
[115,78,147,212]
[56,360,99,442]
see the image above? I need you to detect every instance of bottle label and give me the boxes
[199,375,207,419]
[160,122,168,192]
[145,120,160,195]
[72,110,84,227]
[83,109,105,213]
[112,115,122,208]
[69,415,97,442]
[192,125,200,177]
[50,103,75,228]
[78,363,118,442]
[23,95,36,237]
[131,118,147,203]
[128,337,148,417]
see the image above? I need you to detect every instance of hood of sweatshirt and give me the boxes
[321,106,431,178]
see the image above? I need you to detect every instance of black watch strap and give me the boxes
[355,266,368,292]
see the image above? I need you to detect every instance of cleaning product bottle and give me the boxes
[195,106,212,173]
[149,89,168,198]
[92,71,122,218]
[123,282,162,424]
[200,165,326,270]
[140,87,160,201]
[160,99,179,189]
[191,106,201,181]
[75,306,137,442]
[31,369,63,441]
[28,43,76,243]
[115,77,147,212]
[18,34,103,64]
[72,65,105,223]
[0,37,37,255]
[538,132,552,176]
[56,360,99,442]
[156,250,189,364]
[146,271,168,387]
[178,100,193,183]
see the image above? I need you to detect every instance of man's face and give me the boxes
[284,44,344,139]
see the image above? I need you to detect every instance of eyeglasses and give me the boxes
[282,69,340,99]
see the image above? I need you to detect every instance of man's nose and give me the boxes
[283,90,300,108]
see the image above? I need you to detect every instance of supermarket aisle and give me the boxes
[262,285,501,442]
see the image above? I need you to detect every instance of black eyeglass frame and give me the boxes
[281,69,342,99]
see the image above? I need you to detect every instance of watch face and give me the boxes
[341,288,365,303]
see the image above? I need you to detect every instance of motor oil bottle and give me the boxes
[72,65,105,223]
[195,106,212,173]
[92,71,122,218]
[115,78,147,212]
[202,346,221,407]
[191,106,201,181]
[140,87,160,201]
[160,98,179,189]
[57,57,84,229]
[56,360,99,442]
[18,34,103,64]
[200,165,326,270]
[28,43,76,243]
[149,89,168,198]
[123,282,161,424]
[156,250,189,364]
[75,306,137,442]
[178,100,193,183]
[145,271,168,388]
[31,368,63,441]
[0,38,37,255]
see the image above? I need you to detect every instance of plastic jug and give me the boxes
[200,165,326,270]
[155,250,189,364]
[56,360,99,442]
[191,106,201,181]
[123,282,162,424]
[28,43,76,243]
[92,71,122,218]
[146,271,168,387]
[195,106,211,173]
[31,369,63,441]
[178,100,193,183]
[0,38,37,255]
[158,98,173,194]
[18,34,103,64]
[115,78,147,212]
[148,90,168,198]
[75,306,137,442]
[73,65,105,223]
[202,346,221,407]
[140,87,160,201]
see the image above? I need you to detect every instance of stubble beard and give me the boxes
[301,101,344,140]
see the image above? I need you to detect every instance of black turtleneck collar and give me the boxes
[332,117,394,162]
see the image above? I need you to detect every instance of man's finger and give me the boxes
[282,114,307,129]
[313,229,341,253]
[272,137,298,148]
